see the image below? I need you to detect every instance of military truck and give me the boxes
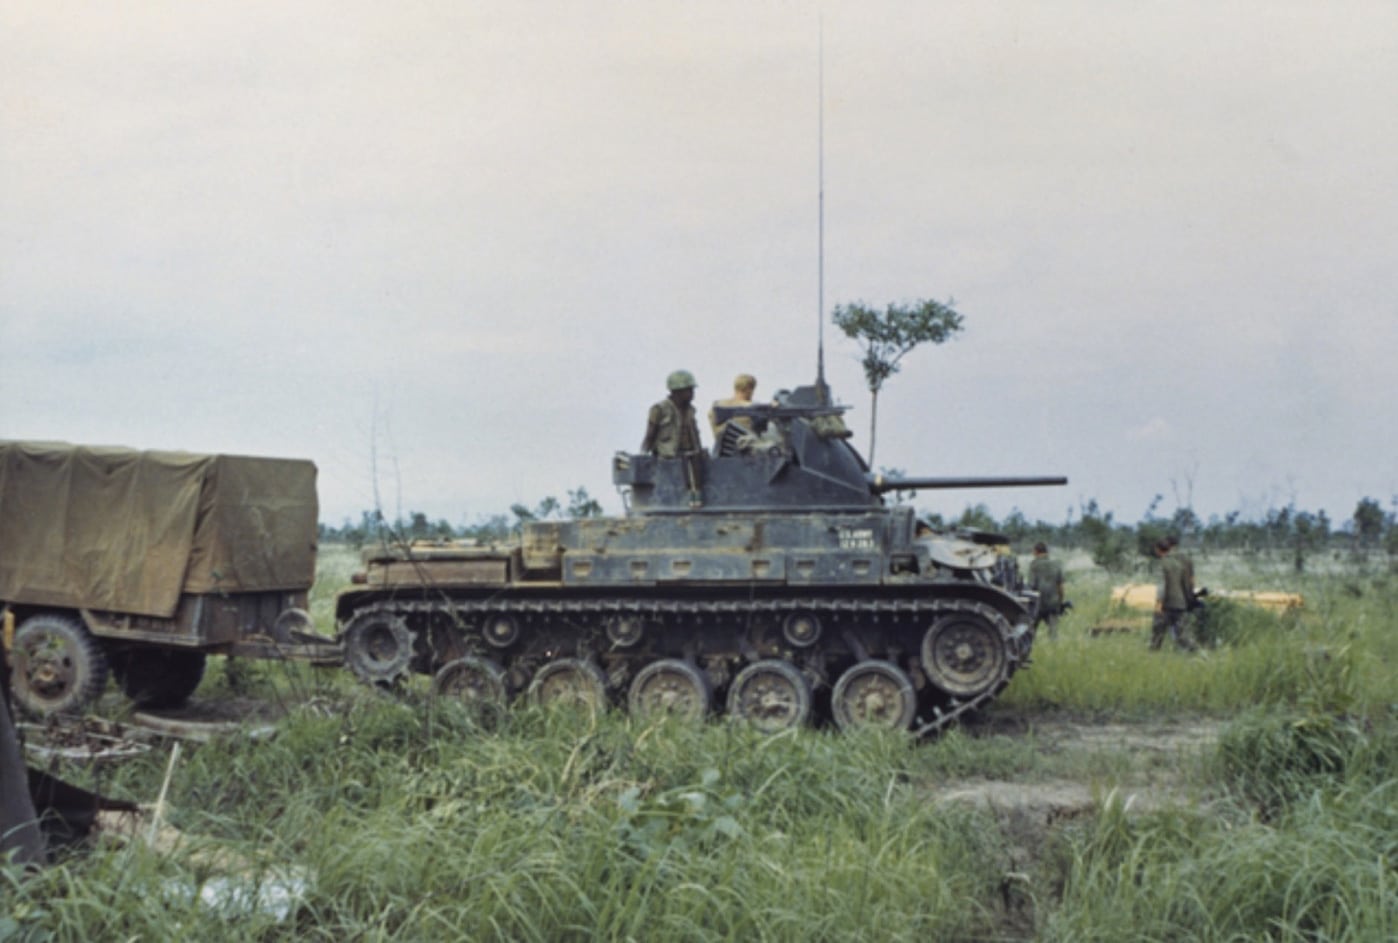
[336,379,1064,736]
[0,441,323,716]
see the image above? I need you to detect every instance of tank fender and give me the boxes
[921,536,1000,571]
[924,582,1029,632]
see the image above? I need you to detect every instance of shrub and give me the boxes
[1210,707,1380,817]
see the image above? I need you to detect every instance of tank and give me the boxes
[334,379,1065,736]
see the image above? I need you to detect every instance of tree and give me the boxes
[566,487,604,519]
[1078,499,1131,572]
[511,487,604,531]
[956,503,998,533]
[1292,509,1329,573]
[832,298,964,463]
[1352,497,1384,549]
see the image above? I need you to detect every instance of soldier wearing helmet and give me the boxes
[642,370,704,506]
[642,370,701,457]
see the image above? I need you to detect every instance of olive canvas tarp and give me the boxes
[0,441,317,619]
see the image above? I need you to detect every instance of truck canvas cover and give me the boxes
[0,441,317,618]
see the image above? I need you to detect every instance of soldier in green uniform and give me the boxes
[1165,533,1201,641]
[1151,539,1196,651]
[641,370,704,507]
[1165,534,1196,606]
[1028,542,1066,639]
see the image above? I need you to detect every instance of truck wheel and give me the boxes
[11,613,110,716]
[112,649,208,709]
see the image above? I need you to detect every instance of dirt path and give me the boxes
[929,714,1225,868]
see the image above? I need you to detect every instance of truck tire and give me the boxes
[112,649,208,709]
[11,613,111,716]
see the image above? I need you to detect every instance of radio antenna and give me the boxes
[815,13,829,405]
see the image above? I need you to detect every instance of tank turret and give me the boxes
[615,381,1065,514]
[336,377,1066,738]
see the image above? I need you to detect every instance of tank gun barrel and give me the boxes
[869,474,1067,494]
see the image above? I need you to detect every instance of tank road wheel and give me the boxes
[112,649,208,709]
[726,659,812,733]
[433,656,508,722]
[782,612,822,648]
[831,660,916,732]
[12,614,110,716]
[605,615,645,649]
[482,615,520,649]
[343,611,414,684]
[528,658,608,711]
[628,658,710,721]
[920,611,1010,698]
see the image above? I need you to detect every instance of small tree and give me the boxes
[1352,497,1385,551]
[1078,499,1131,573]
[1292,509,1329,573]
[832,298,963,463]
[511,487,603,532]
[567,487,604,519]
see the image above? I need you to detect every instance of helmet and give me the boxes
[666,369,697,391]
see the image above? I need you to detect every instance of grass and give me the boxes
[1043,756,1398,942]
[1003,553,1395,720]
[12,707,1014,941]
[5,549,1396,941]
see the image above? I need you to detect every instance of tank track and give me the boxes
[348,593,1018,621]
[341,593,1029,738]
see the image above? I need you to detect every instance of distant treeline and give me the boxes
[317,489,1398,574]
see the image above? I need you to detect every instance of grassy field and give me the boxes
[4,549,1395,941]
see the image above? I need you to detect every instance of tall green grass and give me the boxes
[1002,556,1395,719]
[7,549,1394,941]
[1044,719,1398,942]
[11,692,1396,941]
[9,705,1019,941]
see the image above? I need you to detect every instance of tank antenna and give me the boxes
[815,13,829,405]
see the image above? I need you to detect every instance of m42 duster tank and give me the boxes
[335,381,1065,735]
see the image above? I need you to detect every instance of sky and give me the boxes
[3,1,1396,531]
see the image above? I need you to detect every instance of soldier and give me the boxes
[1028,542,1066,639]
[641,370,704,507]
[1165,533,1196,606]
[1165,533,1198,640]
[708,373,757,441]
[1151,539,1196,651]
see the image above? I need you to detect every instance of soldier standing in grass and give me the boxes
[1151,539,1196,651]
[1166,532,1202,641]
[1028,542,1066,639]
[641,370,704,507]
[1166,534,1197,606]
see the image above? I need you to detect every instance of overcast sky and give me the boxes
[3,2,1395,530]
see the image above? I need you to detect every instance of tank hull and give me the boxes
[336,507,1036,735]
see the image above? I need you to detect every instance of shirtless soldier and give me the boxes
[708,373,757,440]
